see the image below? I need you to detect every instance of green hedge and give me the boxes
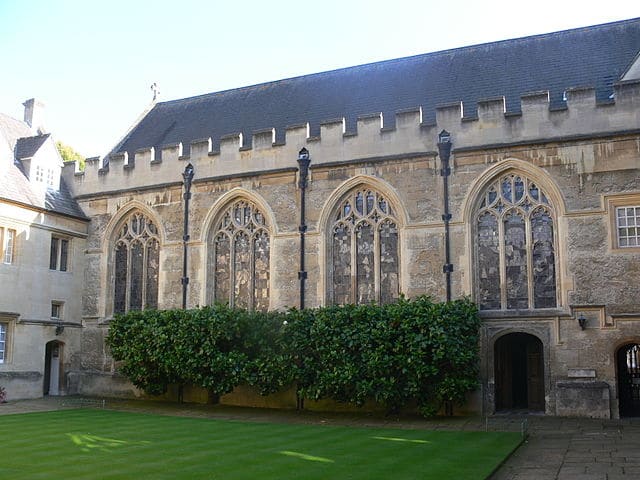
[106,297,481,416]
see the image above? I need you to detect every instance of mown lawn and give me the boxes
[0,409,521,479]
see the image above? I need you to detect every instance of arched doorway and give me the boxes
[43,341,64,396]
[494,333,544,412]
[617,343,640,417]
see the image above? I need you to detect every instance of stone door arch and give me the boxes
[617,343,640,417]
[494,332,544,412]
[43,340,64,396]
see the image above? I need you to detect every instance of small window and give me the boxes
[35,165,44,183]
[51,302,63,320]
[616,206,640,248]
[46,168,55,187]
[2,228,16,264]
[49,236,69,271]
[0,322,6,363]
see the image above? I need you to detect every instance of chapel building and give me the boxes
[2,18,640,418]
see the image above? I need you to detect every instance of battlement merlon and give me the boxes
[63,80,640,197]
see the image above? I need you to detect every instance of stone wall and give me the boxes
[67,81,640,417]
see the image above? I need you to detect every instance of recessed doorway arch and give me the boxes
[44,340,64,396]
[617,343,640,417]
[494,332,544,412]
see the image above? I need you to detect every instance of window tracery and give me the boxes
[329,189,399,305]
[113,212,160,314]
[208,200,270,310]
[475,174,557,310]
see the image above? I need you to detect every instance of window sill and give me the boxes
[479,308,572,320]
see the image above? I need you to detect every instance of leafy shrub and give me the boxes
[107,297,481,415]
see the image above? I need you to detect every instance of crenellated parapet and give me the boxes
[62,80,640,197]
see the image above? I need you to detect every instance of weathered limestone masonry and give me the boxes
[63,80,640,416]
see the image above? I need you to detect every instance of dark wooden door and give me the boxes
[495,333,544,412]
[495,338,513,410]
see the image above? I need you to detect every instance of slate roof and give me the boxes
[15,134,50,160]
[111,18,640,160]
[0,113,87,220]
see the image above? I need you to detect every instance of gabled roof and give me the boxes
[15,134,50,160]
[111,17,640,160]
[0,113,87,220]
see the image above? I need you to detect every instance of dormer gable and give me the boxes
[15,133,63,191]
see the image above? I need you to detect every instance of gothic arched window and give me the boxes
[113,212,160,314]
[475,174,557,310]
[208,200,270,310]
[329,188,399,305]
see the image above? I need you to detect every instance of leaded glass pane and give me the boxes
[356,222,375,304]
[145,239,159,310]
[366,191,375,214]
[514,176,524,203]
[501,177,512,203]
[114,242,128,314]
[332,223,352,304]
[129,241,144,311]
[355,192,364,214]
[477,212,501,310]
[209,201,271,310]
[330,188,399,305]
[488,187,497,205]
[379,220,399,305]
[476,174,557,310]
[531,209,556,308]
[504,211,528,309]
[234,232,251,309]
[254,230,270,311]
[113,212,160,314]
[214,234,231,304]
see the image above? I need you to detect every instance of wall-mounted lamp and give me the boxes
[437,130,453,302]
[577,313,587,330]
[181,163,195,310]
[55,324,64,336]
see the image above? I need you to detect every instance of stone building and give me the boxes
[4,18,640,418]
[0,100,88,399]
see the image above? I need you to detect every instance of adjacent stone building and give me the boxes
[3,18,640,418]
[0,100,88,399]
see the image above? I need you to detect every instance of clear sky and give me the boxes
[0,0,638,157]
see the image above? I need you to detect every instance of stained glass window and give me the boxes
[113,212,160,314]
[330,188,399,305]
[208,200,270,310]
[475,174,557,310]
